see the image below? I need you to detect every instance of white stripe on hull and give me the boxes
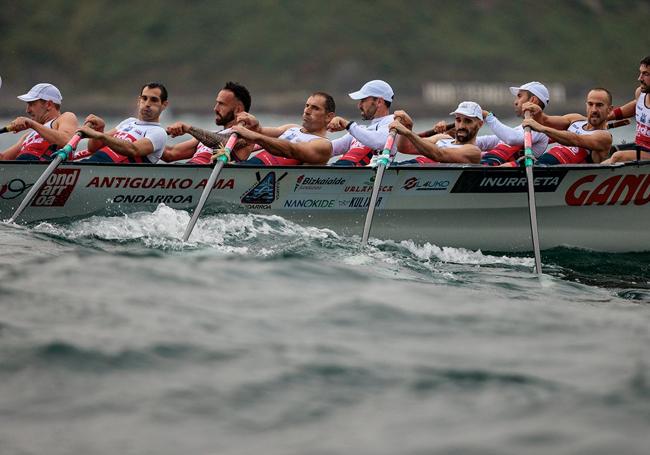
[1,161,649,252]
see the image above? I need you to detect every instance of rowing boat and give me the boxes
[1,160,649,252]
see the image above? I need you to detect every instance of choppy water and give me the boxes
[1,205,649,455]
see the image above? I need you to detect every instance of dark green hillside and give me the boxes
[1,0,648,114]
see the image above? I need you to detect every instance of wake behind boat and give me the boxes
[1,160,649,252]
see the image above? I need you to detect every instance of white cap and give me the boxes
[349,80,394,102]
[509,81,549,106]
[449,101,483,120]
[17,83,63,104]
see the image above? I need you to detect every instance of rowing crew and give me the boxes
[1,55,648,166]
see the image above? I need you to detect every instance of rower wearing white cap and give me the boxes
[522,88,613,164]
[477,81,550,166]
[0,83,78,161]
[390,101,483,164]
[328,80,396,166]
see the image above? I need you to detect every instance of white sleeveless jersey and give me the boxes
[565,120,605,155]
[279,126,325,143]
[437,138,463,148]
[113,117,167,162]
[636,93,650,148]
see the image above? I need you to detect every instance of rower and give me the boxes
[602,55,650,164]
[233,92,335,166]
[522,88,613,164]
[478,81,550,166]
[0,83,78,161]
[76,82,169,164]
[391,101,483,164]
[328,80,396,166]
[163,81,254,164]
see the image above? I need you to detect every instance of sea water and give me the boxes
[1,115,649,454]
[0,205,649,455]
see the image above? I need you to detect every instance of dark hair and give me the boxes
[641,56,650,67]
[312,91,336,113]
[524,90,546,109]
[223,81,251,112]
[590,87,612,105]
[372,97,391,109]
[141,82,168,102]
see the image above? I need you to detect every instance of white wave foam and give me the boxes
[374,238,535,268]
[33,204,339,254]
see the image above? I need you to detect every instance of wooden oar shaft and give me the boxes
[607,119,631,129]
[182,160,225,242]
[8,156,63,223]
[523,115,542,275]
[181,132,237,242]
[0,126,11,134]
[360,130,397,245]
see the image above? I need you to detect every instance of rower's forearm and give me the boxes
[96,133,139,157]
[31,123,73,148]
[404,130,441,160]
[254,136,294,158]
[188,127,228,148]
[539,127,581,148]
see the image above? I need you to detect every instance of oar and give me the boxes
[7,131,84,223]
[606,119,631,129]
[361,129,397,245]
[523,113,542,275]
[0,126,12,134]
[182,132,237,242]
[418,122,454,138]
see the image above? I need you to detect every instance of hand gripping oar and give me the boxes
[361,129,397,245]
[523,113,542,275]
[7,132,84,223]
[182,133,237,242]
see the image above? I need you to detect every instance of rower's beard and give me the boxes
[455,128,477,144]
[217,110,235,126]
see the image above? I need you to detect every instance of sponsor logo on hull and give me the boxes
[86,176,234,190]
[112,194,193,204]
[31,168,80,207]
[241,171,287,208]
[284,199,336,209]
[344,185,392,193]
[401,176,450,192]
[0,179,32,200]
[293,174,346,192]
[337,196,384,209]
[451,170,567,193]
[565,173,650,206]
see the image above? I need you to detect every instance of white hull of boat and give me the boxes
[1,161,649,252]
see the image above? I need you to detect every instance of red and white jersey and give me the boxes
[17,119,56,160]
[636,93,650,148]
[188,141,214,164]
[188,128,235,164]
[409,138,462,164]
[542,120,609,165]
[111,117,167,163]
[250,127,328,166]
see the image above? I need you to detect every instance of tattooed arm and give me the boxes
[187,126,231,148]
[166,121,230,148]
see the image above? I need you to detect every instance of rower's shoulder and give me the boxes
[635,87,643,99]
[58,111,78,123]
